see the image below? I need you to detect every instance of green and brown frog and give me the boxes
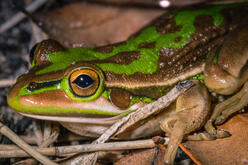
[7,3,248,164]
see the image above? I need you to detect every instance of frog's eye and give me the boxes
[69,69,100,97]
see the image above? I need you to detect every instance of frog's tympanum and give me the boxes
[7,3,248,164]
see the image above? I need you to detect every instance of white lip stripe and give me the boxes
[21,113,120,124]
[20,102,145,124]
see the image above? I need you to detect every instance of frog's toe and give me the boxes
[214,114,227,125]
[216,129,231,139]
[186,130,231,141]
[204,120,217,135]
[186,132,216,141]
[206,122,231,139]
[201,132,217,140]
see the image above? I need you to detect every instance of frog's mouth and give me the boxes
[16,99,143,125]
[8,97,135,125]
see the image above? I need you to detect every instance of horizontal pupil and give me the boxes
[73,74,94,88]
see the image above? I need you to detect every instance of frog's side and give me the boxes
[7,4,248,164]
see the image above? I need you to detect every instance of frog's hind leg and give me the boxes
[161,118,184,165]
[160,81,211,164]
[204,80,248,137]
[203,25,248,138]
[214,81,248,125]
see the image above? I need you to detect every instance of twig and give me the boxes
[0,122,58,165]
[0,145,19,150]
[18,121,60,164]
[0,137,169,158]
[0,0,48,33]
[0,79,16,88]
[179,144,201,165]
[41,121,60,148]
[5,133,89,146]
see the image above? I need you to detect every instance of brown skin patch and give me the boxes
[138,42,155,49]
[110,88,131,109]
[175,36,182,42]
[128,86,173,99]
[94,41,126,53]
[93,45,115,54]
[92,51,141,65]
[154,14,182,34]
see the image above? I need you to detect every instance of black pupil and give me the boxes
[73,74,94,88]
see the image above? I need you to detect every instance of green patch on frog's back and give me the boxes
[35,4,235,76]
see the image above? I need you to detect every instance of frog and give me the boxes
[7,3,248,164]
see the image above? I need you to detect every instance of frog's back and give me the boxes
[39,4,248,89]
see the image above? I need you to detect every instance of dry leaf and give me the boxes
[185,113,248,165]
[114,147,165,165]
[34,2,164,47]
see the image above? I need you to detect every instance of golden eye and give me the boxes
[69,69,99,97]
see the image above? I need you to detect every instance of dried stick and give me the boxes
[0,137,169,158]
[179,144,201,165]
[0,79,16,88]
[18,121,60,165]
[0,0,48,33]
[0,122,58,165]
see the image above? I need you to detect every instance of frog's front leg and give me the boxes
[160,81,211,165]
[204,25,248,137]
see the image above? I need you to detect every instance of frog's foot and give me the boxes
[186,132,216,141]
[186,128,231,140]
[215,81,248,125]
[160,81,211,164]
[203,119,231,139]
[161,116,185,165]
[203,81,248,139]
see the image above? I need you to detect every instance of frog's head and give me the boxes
[7,40,144,123]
